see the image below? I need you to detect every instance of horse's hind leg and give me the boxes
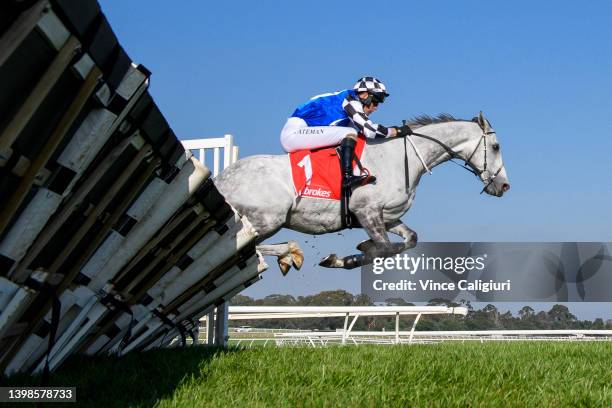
[257,241,304,276]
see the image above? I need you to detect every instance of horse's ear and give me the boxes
[478,111,490,131]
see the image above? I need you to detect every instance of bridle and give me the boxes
[403,122,506,194]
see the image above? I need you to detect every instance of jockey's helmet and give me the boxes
[353,77,389,105]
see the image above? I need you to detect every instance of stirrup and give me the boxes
[343,174,376,189]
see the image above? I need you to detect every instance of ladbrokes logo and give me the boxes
[303,186,331,198]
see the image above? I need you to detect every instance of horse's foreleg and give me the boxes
[387,220,418,249]
[355,205,391,245]
[256,241,304,276]
[320,205,393,269]
[357,220,418,252]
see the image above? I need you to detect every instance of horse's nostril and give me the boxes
[502,183,510,192]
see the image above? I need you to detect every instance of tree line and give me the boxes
[230,290,612,331]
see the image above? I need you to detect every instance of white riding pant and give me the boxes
[280,117,357,153]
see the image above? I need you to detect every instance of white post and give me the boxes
[181,134,238,175]
[342,312,349,345]
[223,134,233,169]
[232,145,239,164]
[213,147,220,177]
[409,313,422,344]
[395,312,400,344]
[214,302,229,346]
[206,311,215,345]
[346,314,359,344]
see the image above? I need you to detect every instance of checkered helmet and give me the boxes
[353,76,389,97]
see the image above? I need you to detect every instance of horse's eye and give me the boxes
[492,143,500,151]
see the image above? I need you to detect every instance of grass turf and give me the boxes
[3,342,612,407]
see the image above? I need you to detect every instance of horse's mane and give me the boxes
[365,113,479,145]
[406,113,474,129]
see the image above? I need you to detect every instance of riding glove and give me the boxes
[395,124,413,137]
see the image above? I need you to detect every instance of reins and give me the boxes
[400,125,505,195]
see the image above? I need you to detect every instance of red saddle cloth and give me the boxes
[289,135,367,200]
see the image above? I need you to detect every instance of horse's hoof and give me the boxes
[319,254,343,268]
[356,239,376,253]
[288,241,304,270]
[291,252,304,270]
[278,255,292,276]
[257,260,269,273]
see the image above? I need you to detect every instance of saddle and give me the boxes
[288,135,372,228]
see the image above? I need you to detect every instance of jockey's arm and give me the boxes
[342,96,398,138]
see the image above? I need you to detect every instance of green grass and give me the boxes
[3,342,612,407]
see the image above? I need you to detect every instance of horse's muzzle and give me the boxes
[494,181,510,197]
[486,180,510,197]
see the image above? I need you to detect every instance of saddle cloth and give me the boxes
[289,135,366,200]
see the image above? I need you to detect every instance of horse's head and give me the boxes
[466,112,510,197]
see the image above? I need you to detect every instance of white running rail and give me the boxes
[215,307,612,347]
[220,306,468,345]
[273,329,612,346]
[182,134,239,177]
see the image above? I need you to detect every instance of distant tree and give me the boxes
[482,304,499,315]
[300,290,354,306]
[231,294,255,305]
[458,299,474,312]
[416,318,437,331]
[535,311,548,322]
[593,318,605,329]
[465,315,497,330]
[499,310,515,328]
[547,304,576,323]
[261,294,297,305]
[481,304,500,326]
[513,319,538,329]
[427,298,459,307]
[518,306,534,320]
[354,294,374,306]
[385,297,413,306]
[437,318,465,331]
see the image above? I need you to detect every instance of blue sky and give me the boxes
[101,1,612,317]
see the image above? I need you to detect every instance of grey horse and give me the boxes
[215,112,510,272]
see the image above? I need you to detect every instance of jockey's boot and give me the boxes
[341,137,372,189]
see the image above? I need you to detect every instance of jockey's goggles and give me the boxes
[364,92,386,106]
[373,93,386,104]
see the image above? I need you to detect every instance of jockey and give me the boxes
[280,76,413,188]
